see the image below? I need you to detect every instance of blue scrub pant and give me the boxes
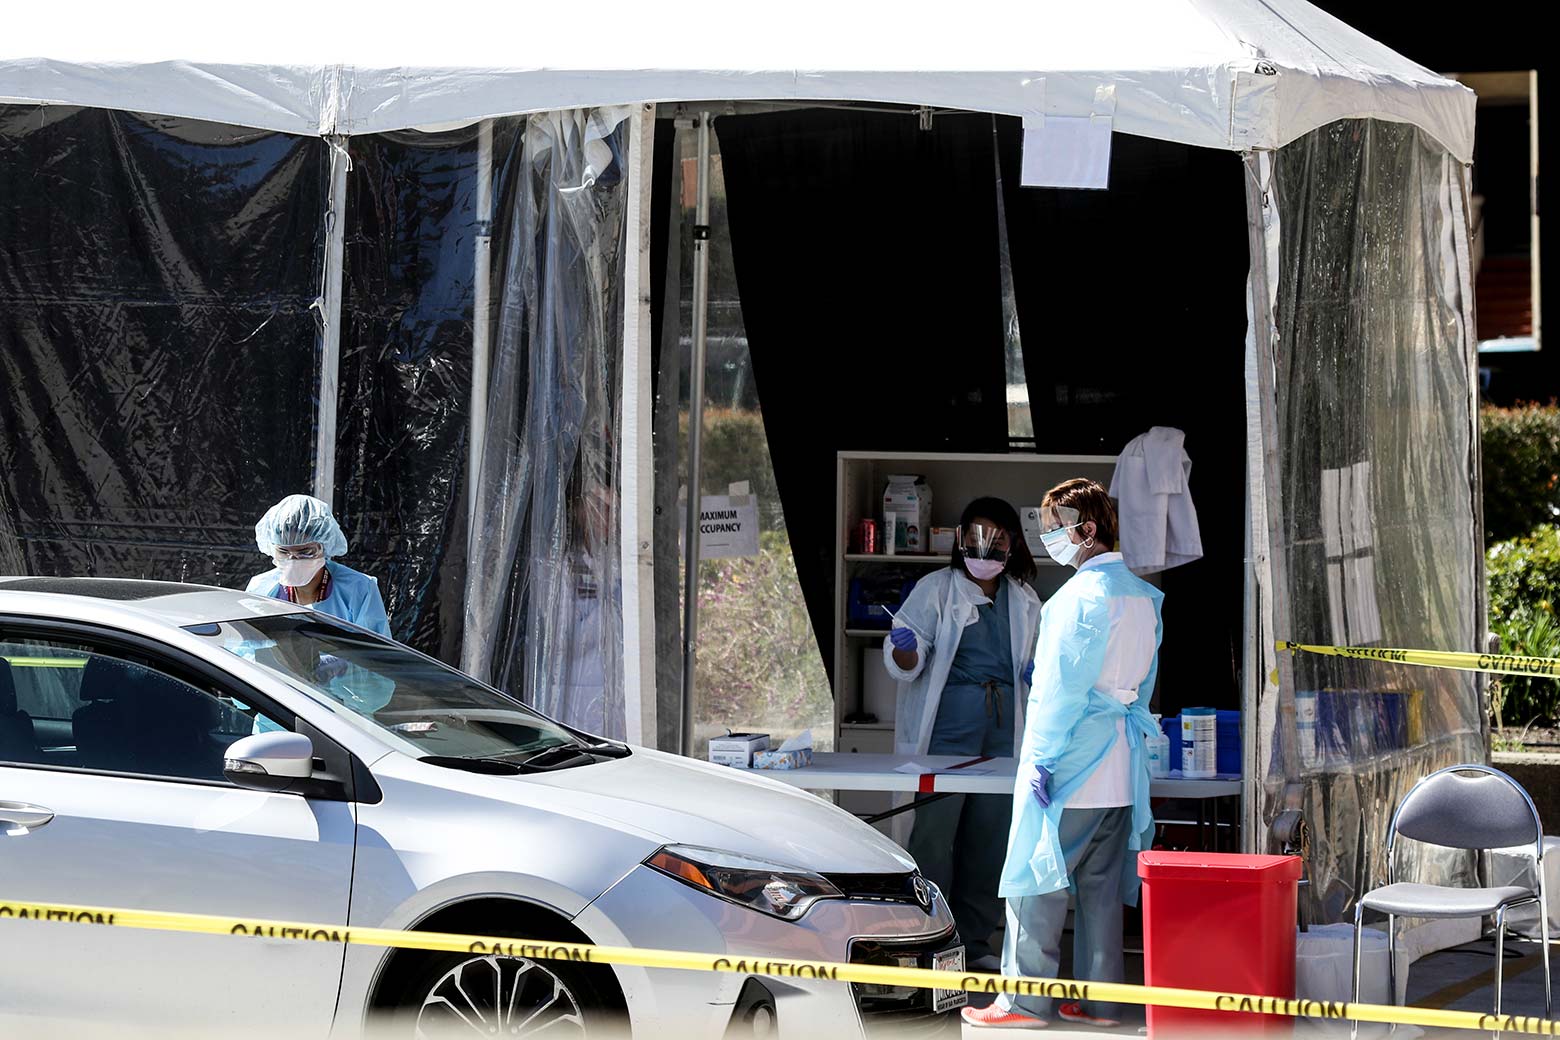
[908,681,1013,961]
[998,805,1132,1021]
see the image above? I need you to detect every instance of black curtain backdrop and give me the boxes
[0,107,324,583]
[717,109,1010,674]
[996,121,1251,713]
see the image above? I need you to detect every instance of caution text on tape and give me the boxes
[1279,641,1560,679]
[2,897,1557,1034]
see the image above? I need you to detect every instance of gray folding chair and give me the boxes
[1352,764,1551,1026]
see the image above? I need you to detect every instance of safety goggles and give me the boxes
[958,523,1011,560]
[273,544,325,561]
[1040,505,1082,535]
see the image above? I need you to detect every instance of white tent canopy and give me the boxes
[4,0,1473,159]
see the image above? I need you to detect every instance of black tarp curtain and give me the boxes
[0,108,324,586]
[0,107,524,662]
[1,103,1251,716]
[715,109,1251,714]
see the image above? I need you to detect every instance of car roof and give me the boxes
[0,576,304,630]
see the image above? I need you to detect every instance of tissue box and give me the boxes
[754,747,814,770]
[708,732,769,768]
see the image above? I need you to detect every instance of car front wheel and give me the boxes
[404,951,615,1039]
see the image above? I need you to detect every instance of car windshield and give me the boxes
[190,613,580,761]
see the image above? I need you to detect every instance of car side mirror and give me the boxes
[224,731,315,792]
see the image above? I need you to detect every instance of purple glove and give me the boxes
[1021,659,1035,686]
[1030,764,1052,808]
[889,625,918,653]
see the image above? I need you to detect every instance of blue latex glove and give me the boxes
[1030,764,1052,808]
[1021,659,1035,686]
[889,626,918,653]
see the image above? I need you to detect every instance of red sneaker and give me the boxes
[1056,1001,1121,1028]
[961,1004,1050,1029]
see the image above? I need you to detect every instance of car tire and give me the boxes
[395,948,625,1039]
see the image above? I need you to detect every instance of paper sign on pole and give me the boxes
[698,494,759,559]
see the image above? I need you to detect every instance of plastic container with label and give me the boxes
[1146,714,1171,778]
[1180,707,1217,778]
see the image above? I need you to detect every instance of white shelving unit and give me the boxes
[833,450,1117,824]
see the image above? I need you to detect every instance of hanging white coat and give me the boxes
[1109,426,1203,576]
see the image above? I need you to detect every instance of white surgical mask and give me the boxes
[1040,525,1086,568]
[964,558,1005,581]
[275,556,326,588]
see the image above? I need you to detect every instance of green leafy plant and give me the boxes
[1481,403,1560,546]
[1487,524,1560,630]
[694,530,833,747]
[1487,588,1560,729]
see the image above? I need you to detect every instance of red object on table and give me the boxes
[1138,851,1302,1038]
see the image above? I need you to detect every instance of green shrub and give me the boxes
[1482,404,1560,545]
[1487,524,1560,725]
[1488,524,1560,626]
[694,530,832,747]
[682,408,785,530]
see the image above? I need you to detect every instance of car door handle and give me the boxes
[0,801,55,830]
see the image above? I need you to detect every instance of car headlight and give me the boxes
[646,844,843,921]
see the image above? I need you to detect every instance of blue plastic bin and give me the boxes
[1162,712,1241,776]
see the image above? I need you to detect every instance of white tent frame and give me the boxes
[1,0,1484,849]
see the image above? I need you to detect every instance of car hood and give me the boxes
[485,746,915,876]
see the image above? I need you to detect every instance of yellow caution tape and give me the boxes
[1279,641,1560,679]
[0,656,87,669]
[1,896,1556,1034]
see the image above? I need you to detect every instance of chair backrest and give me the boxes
[1391,764,1541,857]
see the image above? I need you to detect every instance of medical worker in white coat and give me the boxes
[882,497,1043,968]
[964,478,1162,1030]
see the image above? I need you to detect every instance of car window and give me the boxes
[0,638,279,780]
[196,613,583,762]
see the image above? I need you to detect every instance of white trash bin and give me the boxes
[1296,923,1410,1007]
[1489,836,1560,941]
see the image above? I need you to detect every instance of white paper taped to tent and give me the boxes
[2,0,1474,161]
[1022,84,1116,189]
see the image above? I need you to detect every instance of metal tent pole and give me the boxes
[468,120,494,555]
[680,112,713,756]
[313,136,350,503]
[619,104,659,747]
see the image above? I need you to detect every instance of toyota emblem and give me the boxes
[911,874,932,912]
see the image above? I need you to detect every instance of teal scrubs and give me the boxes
[909,578,1016,961]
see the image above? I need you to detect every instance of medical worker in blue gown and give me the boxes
[244,495,394,730]
[248,494,391,637]
[964,478,1162,1030]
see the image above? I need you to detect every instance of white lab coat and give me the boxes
[881,568,1044,757]
[1109,426,1203,575]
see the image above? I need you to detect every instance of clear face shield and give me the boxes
[1038,504,1088,567]
[1040,505,1081,536]
[958,522,1011,581]
[958,522,1011,561]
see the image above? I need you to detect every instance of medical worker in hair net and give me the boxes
[241,495,395,732]
[882,496,1043,970]
[964,478,1162,1030]
[248,494,391,637]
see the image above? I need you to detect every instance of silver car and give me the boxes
[0,577,961,1038]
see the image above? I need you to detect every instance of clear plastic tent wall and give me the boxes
[462,109,630,738]
[1254,119,1484,922]
[0,103,628,737]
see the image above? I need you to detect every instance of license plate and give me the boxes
[932,946,967,1012]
